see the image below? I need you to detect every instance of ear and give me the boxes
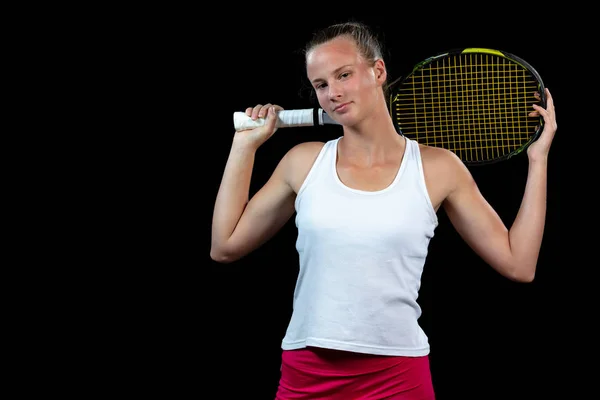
[374,59,387,84]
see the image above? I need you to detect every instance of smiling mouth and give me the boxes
[333,102,350,112]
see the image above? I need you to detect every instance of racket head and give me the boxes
[388,48,546,166]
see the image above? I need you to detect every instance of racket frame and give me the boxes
[387,47,546,166]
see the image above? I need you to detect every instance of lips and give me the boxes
[333,102,351,112]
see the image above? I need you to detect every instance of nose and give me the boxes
[328,81,343,100]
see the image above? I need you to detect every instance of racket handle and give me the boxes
[233,108,324,131]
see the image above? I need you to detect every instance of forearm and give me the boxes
[508,158,548,279]
[211,138,258,252]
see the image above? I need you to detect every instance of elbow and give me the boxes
[514,271,535,283]
[210,243,240,264]
[509,264,536,283]
[494,259,536,282]
[210,248,234,264]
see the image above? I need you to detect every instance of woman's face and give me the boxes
[306,37,382,126]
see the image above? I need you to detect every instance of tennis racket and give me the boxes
[233,47,546,166]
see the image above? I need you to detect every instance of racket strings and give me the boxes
[392,53,542,163]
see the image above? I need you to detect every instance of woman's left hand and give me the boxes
[527,87,557,162]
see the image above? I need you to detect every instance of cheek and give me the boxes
[315,90,328,105]
[360,73,376,88]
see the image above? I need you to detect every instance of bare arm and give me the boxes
[442,88,557,282]
[211,105,296,263]
[442,156,545,281]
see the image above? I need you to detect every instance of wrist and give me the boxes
[232,133,260,153]
[527,153,549,166]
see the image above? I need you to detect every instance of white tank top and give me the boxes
[282,136,438,356]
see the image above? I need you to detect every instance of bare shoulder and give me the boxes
[418,143,464,169]
[417,143,472,208]
[284,141,326,160]
[280,141,327,193]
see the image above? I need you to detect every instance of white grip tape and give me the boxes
[233,109,319,131]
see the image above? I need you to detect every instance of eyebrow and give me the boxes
[310,64,353,85]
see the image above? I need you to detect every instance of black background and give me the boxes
[201,12,570,400]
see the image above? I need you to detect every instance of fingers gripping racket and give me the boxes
[233,48,546,166]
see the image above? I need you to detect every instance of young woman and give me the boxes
[211,21,557,399]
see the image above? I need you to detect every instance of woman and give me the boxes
[211,21,557,399]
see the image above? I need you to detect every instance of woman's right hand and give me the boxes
[234,103,284,149]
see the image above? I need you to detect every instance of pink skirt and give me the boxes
[275,347,435,399]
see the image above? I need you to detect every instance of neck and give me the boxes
[339,100,403,156]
